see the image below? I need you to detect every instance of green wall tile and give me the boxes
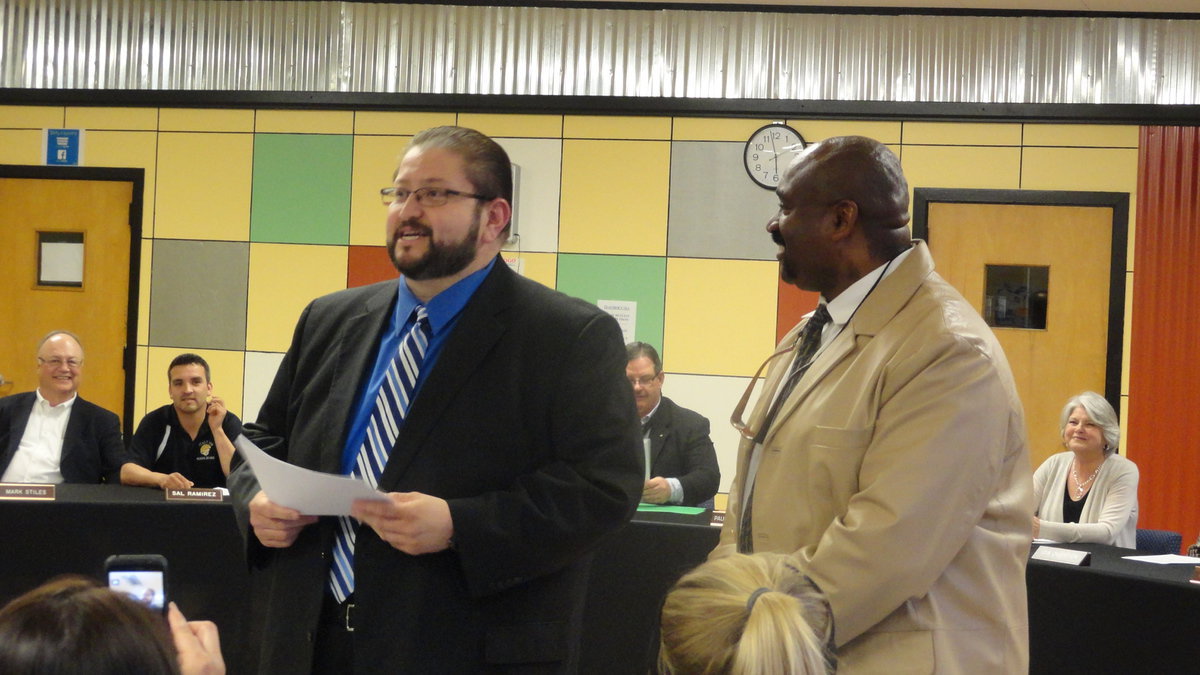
[251,134,352,245]
[556,254,666,349]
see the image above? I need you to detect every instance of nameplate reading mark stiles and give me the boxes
[0,483,56,500]
[1031,545,1091,566]
[165,488,224,502]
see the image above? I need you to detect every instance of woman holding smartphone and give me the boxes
[0,575,224,675]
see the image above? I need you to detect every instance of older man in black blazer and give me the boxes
[229,127,642,674]
[625,342,720,507]
[0,331,123,484]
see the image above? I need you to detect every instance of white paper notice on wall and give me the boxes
[598,299,636,344]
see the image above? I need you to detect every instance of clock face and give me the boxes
[744,123,807,190]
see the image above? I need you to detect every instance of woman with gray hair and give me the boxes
[1032,391,1139,547]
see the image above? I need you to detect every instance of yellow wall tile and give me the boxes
[502,252,557,289]
[66,107,158,130]
[672,117,774,142]
[901,145,1021,190]
[1126,198,1137,273]
[145,347,247,419]
[1023,124,1139,148]
[1122,271,1133,397]
[564,115,671,140]
[137,238,152,346]
[155,133,253,241]
[559,139,669,255]
[255,110,354,134]
[793,120,902,144]
[134,346,150,422]
[85,131,158,235]
[457,113,562,138]
[0,130,46,164]
[664,258,779,377]
[1020,147,1139,193]
[0,105,64,128]
[159,108,255,133]
[903,122,1022,146]
[355,111,457,136]
[246,244,348,352]
[350,135,411,246]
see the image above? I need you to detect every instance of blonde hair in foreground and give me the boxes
[659,552,835,675]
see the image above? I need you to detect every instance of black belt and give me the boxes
[321,595,357,632]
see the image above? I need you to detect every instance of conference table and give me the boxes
[3,487,1198,674]
[1027,541,1200,674]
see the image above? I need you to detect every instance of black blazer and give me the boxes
[645,396,721,506]
[0,392,123,483]
[229,258,643,674]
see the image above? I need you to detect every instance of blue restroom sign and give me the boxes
[45,129,82,166]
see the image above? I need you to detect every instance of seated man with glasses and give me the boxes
[0,330,124,484]
[626,342,720,508]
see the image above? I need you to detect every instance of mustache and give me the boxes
[770,229,785,246]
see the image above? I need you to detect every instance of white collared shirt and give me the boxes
[810,244,915,356]
[1,389,76,484]
[641,398,662,482]
[742,246,915,515]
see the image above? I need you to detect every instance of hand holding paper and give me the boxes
[234,435,389,516]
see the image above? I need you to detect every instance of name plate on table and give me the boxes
[165,488,225,503]
[1032,545,1091,566]
[0,483,56,500]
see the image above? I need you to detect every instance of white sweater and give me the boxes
[1032,451,1139,548]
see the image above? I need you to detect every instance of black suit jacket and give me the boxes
[228,258,643,674]
[0,392,123,484]
[645,396,720,506]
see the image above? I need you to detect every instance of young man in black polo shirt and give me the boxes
[120,353,241,490]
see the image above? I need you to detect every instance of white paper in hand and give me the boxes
[234,434,389,515]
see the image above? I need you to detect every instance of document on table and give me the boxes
[1121,554,1200,565]
[234,435,389,516]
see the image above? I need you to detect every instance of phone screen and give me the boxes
[108,569,166,612]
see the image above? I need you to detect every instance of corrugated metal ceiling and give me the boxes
[1,0,1198,105]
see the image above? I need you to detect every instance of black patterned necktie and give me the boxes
[739,304,832,553]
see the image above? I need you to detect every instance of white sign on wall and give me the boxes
[597,299,637,344]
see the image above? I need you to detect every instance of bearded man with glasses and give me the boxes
[229,126,642,674]
[0,330,124,484]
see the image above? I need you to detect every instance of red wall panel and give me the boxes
[1129,126,1200,547]
[347,245,397,288]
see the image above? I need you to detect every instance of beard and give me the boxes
[388,217,481,280]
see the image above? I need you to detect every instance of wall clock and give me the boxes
[743,123,807,190]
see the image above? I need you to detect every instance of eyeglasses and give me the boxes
[380,186,493,207]
[38,357,82,369]
[729,344,797,441]
[628,374,660,387]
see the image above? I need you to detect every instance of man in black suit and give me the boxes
[228,126,642,674]
[625,342,720,508]
[0,330,123,484]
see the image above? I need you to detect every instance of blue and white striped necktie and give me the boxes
[329,305,432,602]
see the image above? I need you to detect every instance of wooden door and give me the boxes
[0,176,134,427]
[922,198,1123,467]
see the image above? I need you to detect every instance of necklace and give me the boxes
[1071,459,1104,499]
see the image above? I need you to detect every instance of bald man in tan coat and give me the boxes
[717,136,1033,673]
